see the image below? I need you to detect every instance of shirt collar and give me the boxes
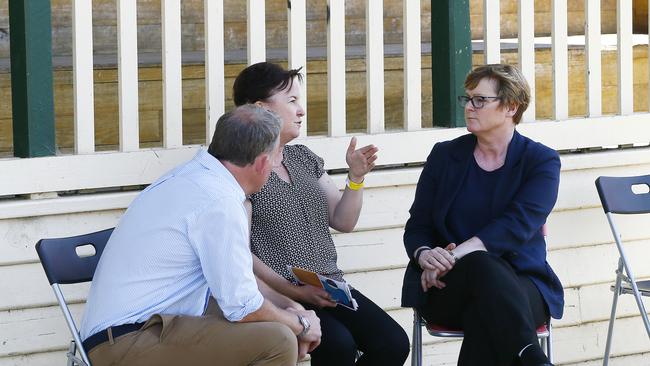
[194,148,246,201]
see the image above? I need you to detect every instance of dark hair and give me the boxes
[464,64,530,124]
[233,62,303,106]
[208,105,281,167]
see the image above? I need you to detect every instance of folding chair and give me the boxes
[595,175,650,366]
[35,228,114,366]
[410,308,551,366]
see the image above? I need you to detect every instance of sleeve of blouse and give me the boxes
[296,144,325,179]
[476,146,561,255]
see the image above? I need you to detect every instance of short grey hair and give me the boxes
[208,105,281,167]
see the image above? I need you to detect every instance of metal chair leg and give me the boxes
[412,309,422,366]
[603,260,624,366]
[66,340,88,366]
[538,321,552,363]
[546,322,553,363]
[67,341,75,366]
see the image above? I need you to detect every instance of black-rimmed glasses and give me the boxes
[457,95,500,109]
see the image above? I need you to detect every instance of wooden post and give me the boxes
[431,0,472,128]
[8,0,56,157]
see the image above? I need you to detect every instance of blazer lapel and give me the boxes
[432,134,476,243]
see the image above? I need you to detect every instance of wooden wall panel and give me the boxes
[2,150,650,364]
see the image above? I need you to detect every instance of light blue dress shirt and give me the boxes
[80,149,264,340]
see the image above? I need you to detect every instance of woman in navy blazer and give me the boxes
[402,64,563,366]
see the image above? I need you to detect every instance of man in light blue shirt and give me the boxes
[80,105,321,366]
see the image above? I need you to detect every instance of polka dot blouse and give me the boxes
[249,144,344,282]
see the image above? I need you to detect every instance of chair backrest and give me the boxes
[595,175,650,215]
[35,228,114,285]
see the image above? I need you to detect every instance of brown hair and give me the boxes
[464,64,530,124]
[233,62,303,106]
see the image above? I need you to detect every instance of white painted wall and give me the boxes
[1,147,650,365]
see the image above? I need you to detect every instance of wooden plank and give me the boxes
[549,239,650,288]
[546,208,650,250]
[72,0,95,154]
[0,208,123,266]
[117,0,140,152]
[553,159,650,211]
[618,0,634,115]
[0,263,90,311]
[564,353,650,366]
[335,228,407,273]
[552,0,569,120]
[247,0,266,64]
[0,147,198,196]
[551,316,650,364]
[204,0,225,143]
[573,280,650,327]
[0,304,85,357]
[514,115,650,152]
[3,117,650,196]
[288,0,307,137]
[585,0,602,117]
[483,0,501,64]
[0,350,71,366]
[518,0,536,122]
[558,146,650,172]
[351,185,413,231]
[327,0,346,137]
[403,0,421,131]
[365,0,385,134]
[161,0,183,148]
[0,165,423,220]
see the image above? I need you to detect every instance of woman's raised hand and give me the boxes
[346,137,379,182]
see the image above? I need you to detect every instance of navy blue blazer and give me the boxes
[401,131,564,319]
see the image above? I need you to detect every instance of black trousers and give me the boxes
[417,251,549,366]
[304,288,410,366]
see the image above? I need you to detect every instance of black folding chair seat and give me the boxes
[595,174,650,366]
[35,228,114,366]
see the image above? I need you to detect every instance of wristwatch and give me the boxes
[297,314,311,338]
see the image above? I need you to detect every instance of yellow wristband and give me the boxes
[346,176,365,190]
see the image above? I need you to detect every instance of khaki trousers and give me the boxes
[88,299,298,366]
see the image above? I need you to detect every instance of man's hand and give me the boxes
[287,308,322,359]
[294,284,337,308]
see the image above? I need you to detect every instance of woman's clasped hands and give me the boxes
[419,243,456,291]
